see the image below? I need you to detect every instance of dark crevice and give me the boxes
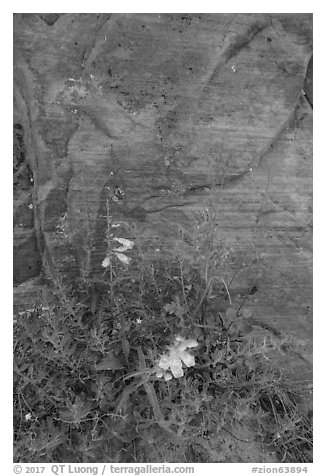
[13,121,43,285]
[223,20,269,62]
[13,123,34,190]
[146,201,198,214]
[303,55,313,109]
[302,91,313,110]
[38,14,64,26]
[13,123,25,172]
[81,14,113,71]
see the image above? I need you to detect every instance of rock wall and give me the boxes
[13,13,312,372]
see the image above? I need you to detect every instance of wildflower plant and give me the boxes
[155,336,198,380]
[101,198,134,269]
[102,236,134,267]
[14,199,312,464]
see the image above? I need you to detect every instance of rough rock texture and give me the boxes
[13,13,312,375]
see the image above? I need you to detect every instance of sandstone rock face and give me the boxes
[13,13,312,372]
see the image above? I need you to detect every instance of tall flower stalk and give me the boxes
[101,199,134,302]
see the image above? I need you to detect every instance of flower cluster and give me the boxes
[155,336,198,381]
[102,237,134,267]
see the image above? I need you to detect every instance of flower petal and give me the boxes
[185,339,198,348]
[169,355,183,371]
[177,341,188,351]
[102,256,111,268]
[164,372,173,381]
[170,363,184,378]
[158,355,170,370]
[113,245,130,253]
[113,237,134,250]
[115,252,131,265]
[179,350,195,367]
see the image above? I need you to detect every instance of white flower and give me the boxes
[102,256,111,268]
[156,368,173,381]
[158,355,171,370]
[155,336,198,379]
[102,237,134,267]
[115,252,131,265]
[175,336,198,349]
[178,349,195,367]
[25,413,32,421]
[113,237,134,252]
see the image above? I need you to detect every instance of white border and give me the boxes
[4,4,322,475]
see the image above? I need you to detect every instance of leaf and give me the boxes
[30,431,66,452]
[121,338,130,360]
[224,307,237,327]
[237,320,253,335]
[164,299,186,319]
[95,352,124,371]
[62,334,77,356]
[164,303,175,314]
[59,395,93,423]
